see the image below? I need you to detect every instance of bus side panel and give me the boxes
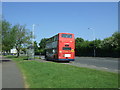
[45,34,59,60]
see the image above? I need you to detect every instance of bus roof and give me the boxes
[58,33,74,35]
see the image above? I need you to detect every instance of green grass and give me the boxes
[5,55,119,88]
[35,57,41,59]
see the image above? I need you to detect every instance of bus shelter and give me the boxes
[27,45,34,60]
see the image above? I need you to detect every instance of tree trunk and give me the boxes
[16,48,20,57]
[17,52,19,57]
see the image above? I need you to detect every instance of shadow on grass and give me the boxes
[23,58,35,60]
[23,58,28,60]
[4,55,17,58]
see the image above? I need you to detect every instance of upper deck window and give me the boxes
[62,34,72,38]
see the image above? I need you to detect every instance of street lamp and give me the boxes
[32,24,40,59]
[88,28,96,57]
[32,24,35,46]
[32,24,40,45]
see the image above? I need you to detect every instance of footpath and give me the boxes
[1,56,25,88]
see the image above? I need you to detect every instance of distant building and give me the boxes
[10,48,17,54]
[10,48,27,56]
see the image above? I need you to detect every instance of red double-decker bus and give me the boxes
[45,33,75,61]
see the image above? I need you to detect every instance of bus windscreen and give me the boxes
[62,34,72,38]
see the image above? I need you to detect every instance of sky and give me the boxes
[2,2,118,43]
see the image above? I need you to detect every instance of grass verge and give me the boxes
[5,55,119,88]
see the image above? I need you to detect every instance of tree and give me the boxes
[112,32,120,51]
[2,20,15,53]
[34,41,39,55]
[12,24,32,57]
[39,38,48,49]
[75,37,84,44]
[75,37,85,56]
[39,38,48,55]
[98,32,120,57]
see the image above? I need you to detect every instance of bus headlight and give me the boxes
[59,51,62,53]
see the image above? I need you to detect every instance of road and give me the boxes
[1,56,25,88]
[38,55,119,73]
[72,57,119,73]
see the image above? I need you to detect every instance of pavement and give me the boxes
[0,57,2,90]
[1,56,25,88]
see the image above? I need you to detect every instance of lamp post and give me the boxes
[32,24,40,46]
[32,24,35,46]
[32,24,40,59]
[88,28,96,57]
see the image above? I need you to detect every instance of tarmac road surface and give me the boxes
[72,57,119,73]
[0,57,2,90]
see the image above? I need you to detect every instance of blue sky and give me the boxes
[3,2,118,43]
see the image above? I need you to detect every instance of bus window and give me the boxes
[53,49,55,53]
[62,34,72,38]
[65,45,69,46]
[63,47,71,50]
